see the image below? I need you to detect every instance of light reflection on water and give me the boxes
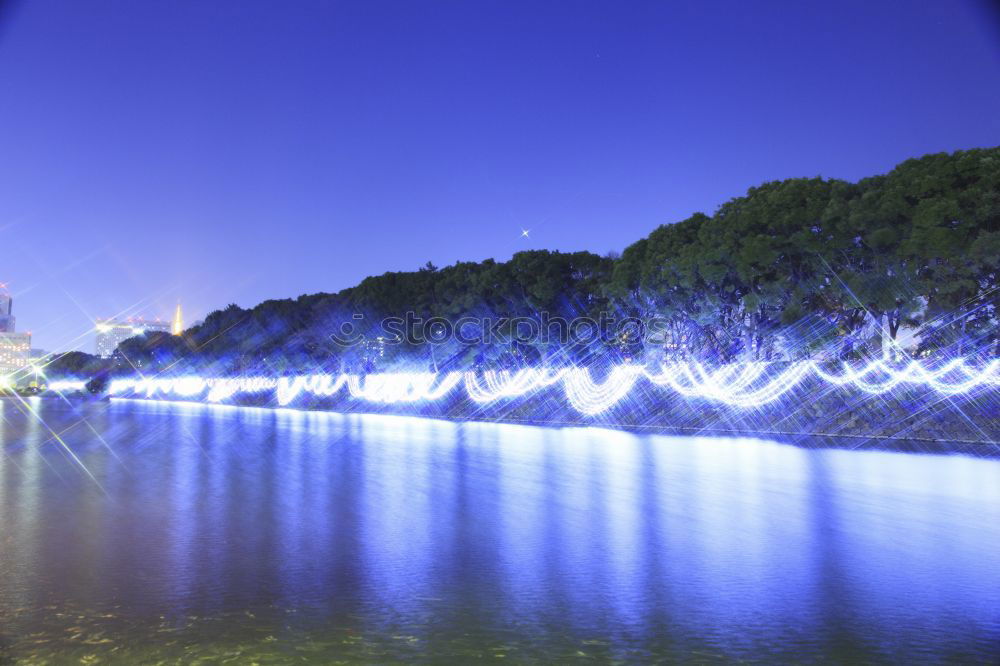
[0,398,998,663]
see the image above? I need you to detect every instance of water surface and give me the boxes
[1,398,998,663]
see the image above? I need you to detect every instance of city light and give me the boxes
[95,358,1000,416]
[46,379,87,392]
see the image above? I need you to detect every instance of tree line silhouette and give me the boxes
[48,147,999,380]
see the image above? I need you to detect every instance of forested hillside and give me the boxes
[59,147,998,378]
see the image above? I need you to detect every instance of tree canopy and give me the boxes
[107,147,1000,375]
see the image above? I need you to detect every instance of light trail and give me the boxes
[78,359,1000,416]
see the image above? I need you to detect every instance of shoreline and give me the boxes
[10,368,1000,457]
[52,394,1000,458]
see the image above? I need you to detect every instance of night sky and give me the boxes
[1,0,998,352]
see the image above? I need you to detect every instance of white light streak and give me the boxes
[94,359,1000,416]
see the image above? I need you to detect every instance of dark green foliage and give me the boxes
[612,148,999,360]
[43,351,111,379]
[112,147,1000,373]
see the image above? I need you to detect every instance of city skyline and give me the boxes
[0,284,182,353]
[0,280,184,358]
[2,1,999,352]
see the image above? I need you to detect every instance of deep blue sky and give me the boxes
[1,0,998,352]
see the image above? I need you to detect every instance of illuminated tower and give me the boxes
[172,302,183,335]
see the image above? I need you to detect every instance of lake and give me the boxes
[1,397,998,663]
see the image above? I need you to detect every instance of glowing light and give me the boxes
[564,367,639,415]
[47,380,87,392]
[172,302,183,335]
[92,358,1000,416]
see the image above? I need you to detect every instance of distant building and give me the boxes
[0,284,29,376]
[0,286,15,333]
[0,332,31,376]
[95,318,171,358]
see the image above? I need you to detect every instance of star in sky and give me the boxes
[520,228,530,239]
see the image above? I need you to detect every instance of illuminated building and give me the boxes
[0,332,31,375]
[0,284,15,333]
[95,318,171,358]
[0,284,30,376]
